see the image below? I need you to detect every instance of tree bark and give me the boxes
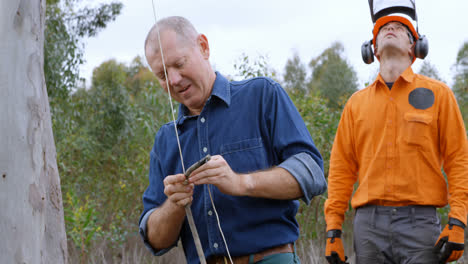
[0,0,68,263]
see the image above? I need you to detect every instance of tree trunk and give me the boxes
[0,0,68,263]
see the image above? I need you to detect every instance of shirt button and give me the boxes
[390,97,394,101]
[203,147,208,153]
[201,117,205,123]
[208,210,213,216]
[213,243,218,248]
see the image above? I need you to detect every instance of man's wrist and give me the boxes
[164,197,188,214]
[239,173,254,196]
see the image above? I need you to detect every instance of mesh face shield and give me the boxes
[369,0,417,23]
[369,0,419,45]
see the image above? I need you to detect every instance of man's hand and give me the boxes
[163,173,194,207]
[325,229,348,264]
[434,218,465,263]
[147,174,194,249]
[188,155,247,196]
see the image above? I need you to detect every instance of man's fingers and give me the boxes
[164,182,193,197]
[326,252,348,264]
[325,254,338,264]
[189,167,221,183]
[176,196,193,207]
[192,175,222,186]
[190,156,221,177]
[449,250,463,262]
[189,155,228,182]
[167,191,193,205]
[163,174,186,186]
[163,173,194,198]
[434,236,447,252]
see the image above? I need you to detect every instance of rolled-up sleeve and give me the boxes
[263,80,326,204]
[139,141,179,255]
[139,208,177,256]
[279,152,327,204]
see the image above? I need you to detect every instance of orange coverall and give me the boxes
[325,67,468,230]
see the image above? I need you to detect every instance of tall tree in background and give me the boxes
[45,0,123,159]
[44,0,122,110]
[453,41,468,126]
[283,52,307,92]
[233,52,277,80]
[418,60,444,82]
[308,42,358,109]
[0,1,67,262]
[57,57,173,260]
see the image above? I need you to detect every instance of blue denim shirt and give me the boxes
[139,73,326,263]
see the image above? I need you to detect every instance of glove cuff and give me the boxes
[327,229,342,242]
[449,218,466,229]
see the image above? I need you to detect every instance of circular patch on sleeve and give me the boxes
[408,88,434,110]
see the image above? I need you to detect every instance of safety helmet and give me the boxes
[361,0,428,64]
[370,0,419,46]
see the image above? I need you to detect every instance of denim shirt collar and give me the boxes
[176,72,230,126]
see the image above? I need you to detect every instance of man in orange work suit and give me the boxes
[324,1,468,263]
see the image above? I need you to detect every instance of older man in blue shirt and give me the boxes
[139,16,326,264]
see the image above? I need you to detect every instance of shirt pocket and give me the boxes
[403,112,433,148]
[219,138,267,173]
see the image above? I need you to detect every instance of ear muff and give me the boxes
[361,34,428,64]
[361,39,374,64]
[414,34,428,59]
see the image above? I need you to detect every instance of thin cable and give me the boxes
[208,186,233,264]
[151,1,207,264]
[151,0,185,174]
[150,2,232,263]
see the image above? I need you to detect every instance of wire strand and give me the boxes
[208,185,233,263]
[151,0,186,174]
[150,2,232,263]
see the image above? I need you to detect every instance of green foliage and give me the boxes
[283,52,307,92]
[44,0,122,106]
[308,42,358,110]
[50,34,467,261]
[57,57,171,257]
[64,191,103,260]
[233,52,277,80]
[74,2,123,38]
[88,60,130,148]
[45,2,82,103]
[453,42,468,127]
[288,87,341,249]
[289,88,340,176]
[418,60,444,82]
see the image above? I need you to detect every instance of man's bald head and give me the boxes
[144,16,199,58]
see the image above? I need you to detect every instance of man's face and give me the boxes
[375,21,413,59]
[146,30,212,115]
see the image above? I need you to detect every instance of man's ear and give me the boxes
[409,42,416,60]
[374,44,380,61]
[197,34,210,59]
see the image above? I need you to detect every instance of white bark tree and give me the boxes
[0,0,68,263]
